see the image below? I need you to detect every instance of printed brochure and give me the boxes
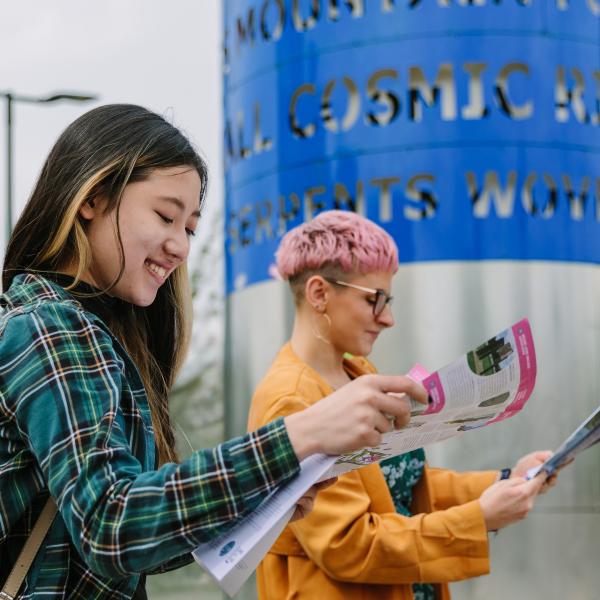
[193,318,537,596]
[324,318,536,479]
[526,406,600,480]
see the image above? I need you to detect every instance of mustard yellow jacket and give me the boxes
[248,342,497,600]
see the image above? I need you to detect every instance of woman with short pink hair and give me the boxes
[248,210,556,600]
[276,210,399,290]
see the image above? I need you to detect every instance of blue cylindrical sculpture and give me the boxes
[224,0,600,293]
[223,4,600,596]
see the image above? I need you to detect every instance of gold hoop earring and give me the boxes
[312,313,332,344]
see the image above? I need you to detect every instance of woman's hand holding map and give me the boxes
[479,476,545,532]
[284,374,429,462]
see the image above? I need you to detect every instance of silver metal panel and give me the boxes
[225,280,294,439]
[226,261,600,598]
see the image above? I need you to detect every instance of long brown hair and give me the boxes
[2,104,209,466]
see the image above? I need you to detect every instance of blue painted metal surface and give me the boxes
[224,0,600,294]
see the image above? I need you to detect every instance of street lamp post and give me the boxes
[0,91,98,245]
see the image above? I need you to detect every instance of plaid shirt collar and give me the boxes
[2,272,109,323]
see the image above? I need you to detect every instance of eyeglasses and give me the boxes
[323,277,394,317]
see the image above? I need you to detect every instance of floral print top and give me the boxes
[380,449,435,600]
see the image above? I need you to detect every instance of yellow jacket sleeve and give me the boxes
[288,464,491,585]
[426,467,497,511]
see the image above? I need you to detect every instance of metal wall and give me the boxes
[225,264,600,599]
[223,1,600,597]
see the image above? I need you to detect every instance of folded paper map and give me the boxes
[526,405,600,480]
[194,318,537,596]
[324,318,537,479]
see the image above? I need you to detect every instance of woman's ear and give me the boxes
[305,276,328,311]
[79,198,97,221]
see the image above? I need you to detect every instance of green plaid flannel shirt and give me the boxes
[0,274,300,599]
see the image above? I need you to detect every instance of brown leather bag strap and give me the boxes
[1,496,58,600]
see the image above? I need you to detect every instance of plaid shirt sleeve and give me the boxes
[4,302,300,579]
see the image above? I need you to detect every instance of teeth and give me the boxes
[147,262,167,278]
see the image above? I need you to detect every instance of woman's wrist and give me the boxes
[284,411,320,462]
[493,468,512,483]
[500,468,512,480]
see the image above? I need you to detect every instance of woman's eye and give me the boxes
[366,297,376,305]
[157,212,195,236]
[158,213,173,224]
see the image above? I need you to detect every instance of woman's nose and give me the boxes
[376,304,394,327]
[164,229,190,261]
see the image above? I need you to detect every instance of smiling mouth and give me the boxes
[145,260,168,279]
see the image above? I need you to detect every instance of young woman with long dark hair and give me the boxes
[0,105,427,600]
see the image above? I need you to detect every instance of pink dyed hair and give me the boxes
[276,210,398,280]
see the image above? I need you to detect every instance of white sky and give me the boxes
[0,0,223,254]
